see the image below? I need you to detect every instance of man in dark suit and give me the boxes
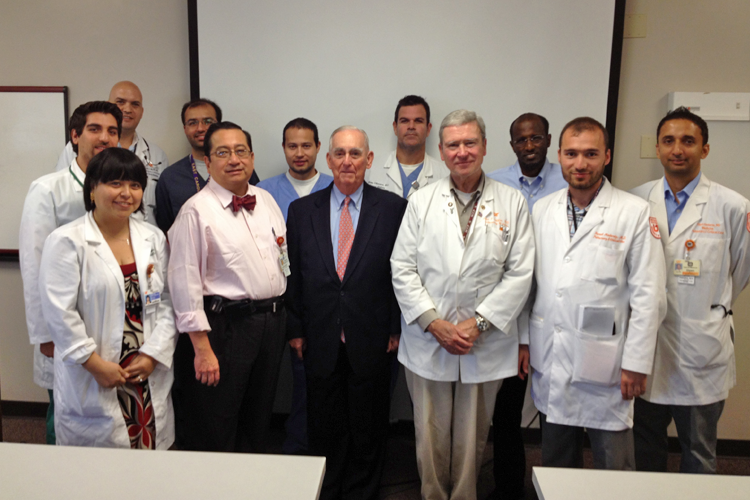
[286,126,407,500]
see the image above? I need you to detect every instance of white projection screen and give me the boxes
[196,0,620,180]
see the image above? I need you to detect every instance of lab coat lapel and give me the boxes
[554,190,571,244]
[131,220,156,303]
[668,175,710,243]
[341,184,378,286]
[569,179,610,249]
[648,179,669,250]
[385,155,403,193]
[439,181,462,243]
[85,212,125,302]
[312,190,339,283]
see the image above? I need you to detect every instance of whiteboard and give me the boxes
[196,0,617,180]
[0,87,67,256]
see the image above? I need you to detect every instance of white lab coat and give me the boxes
[391,175,535,383]
[366,151,449,199]
[19,159,87,389]
[54,136,167,226]
[39,212,177,448]
[529,180,666,431]
[631,175,750,406]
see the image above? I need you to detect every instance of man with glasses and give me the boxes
[155,98,259,232]
[168,122,287,452]
[487,112,567,500]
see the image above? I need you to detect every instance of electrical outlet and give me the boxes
[641,135,658,159]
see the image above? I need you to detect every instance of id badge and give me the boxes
[145,291,161,305]
[673,259,701,277]
[279,251,291,277]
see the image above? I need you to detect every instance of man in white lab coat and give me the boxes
[19,101,122,444]
[54,81,168,225]
[366,94,448,198]
[631,107,750,473]
[391,109,534,500]
[527,117,666,470]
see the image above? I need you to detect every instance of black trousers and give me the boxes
[173,305,286,452]
[306,343,391,500]
[492,374,528,500]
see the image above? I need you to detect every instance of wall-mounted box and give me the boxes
[668,92,750,121]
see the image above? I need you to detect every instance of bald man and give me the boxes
[54,81,168,225]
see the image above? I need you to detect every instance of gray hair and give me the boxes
[329,125,370,151]
[439,109,486,144]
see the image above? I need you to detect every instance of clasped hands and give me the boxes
[427,318,480,355]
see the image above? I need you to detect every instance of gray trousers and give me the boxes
[633,397,725,474]
[540,413,635,470]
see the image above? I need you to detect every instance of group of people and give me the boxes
[18,81,749,500]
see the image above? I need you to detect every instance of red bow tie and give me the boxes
[232,194,257,212]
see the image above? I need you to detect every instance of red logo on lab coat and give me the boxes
[649,217,661,239]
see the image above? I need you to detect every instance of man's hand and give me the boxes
[40,341,55,358]
[456,317,481,344]
[428,319,473,355]
[387,334,400,353]
[289,338,306,360]
[189,331,220,386]
[83,352,127,389]
[621,369,647,400]
[518,345,530,380]
[125,353,157,385]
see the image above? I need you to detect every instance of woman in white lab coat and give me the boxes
[39,148,177,449]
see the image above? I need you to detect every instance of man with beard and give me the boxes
[487,112,567,499]
[155,98,259,232]
[525,117,666,470]
[366,94,448,198]
[257,117,332,454]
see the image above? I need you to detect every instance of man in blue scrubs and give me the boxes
[487,112,567,500]
[257,117,332,453]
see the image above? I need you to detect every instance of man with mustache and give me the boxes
[366,94,448,198]
[20,101,122,444]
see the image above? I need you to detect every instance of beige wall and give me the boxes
[0,0,189,402]
[614,0,750,440]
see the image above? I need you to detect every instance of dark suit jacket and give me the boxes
[286,182,408,379]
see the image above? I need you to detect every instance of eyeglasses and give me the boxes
[512,135,546,147]
[212,148,251,159]
[186,118,216,127]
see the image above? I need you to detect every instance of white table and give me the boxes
[0,442,325,499]
[533,466,750,500]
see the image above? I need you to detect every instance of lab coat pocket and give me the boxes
[528,316,549,372]
[679,314,733,369]
[581,246,624,283]
[571,331,623,387]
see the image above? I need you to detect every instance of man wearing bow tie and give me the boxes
[168,122,288,452]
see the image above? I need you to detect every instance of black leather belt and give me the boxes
[203,295,284,315]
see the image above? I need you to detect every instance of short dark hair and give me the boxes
[69,101,122,154]
[84,148,147,213]
[559,116,609,149]
[394,95,431,125]
[181,98,223,125]
[203,121,253,158]
[510,113,550,137]
[657,106,709,145]
[283,117,319,145]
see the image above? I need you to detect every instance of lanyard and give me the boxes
[69,166,83,188]
[189,155,202,193]
[568,189,586,234]
[461,195,480,241]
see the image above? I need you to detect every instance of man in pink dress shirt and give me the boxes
[168,121,288,452]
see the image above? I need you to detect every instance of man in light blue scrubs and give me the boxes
[257,117,332,454]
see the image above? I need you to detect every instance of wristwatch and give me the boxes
[474,313,490,332]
